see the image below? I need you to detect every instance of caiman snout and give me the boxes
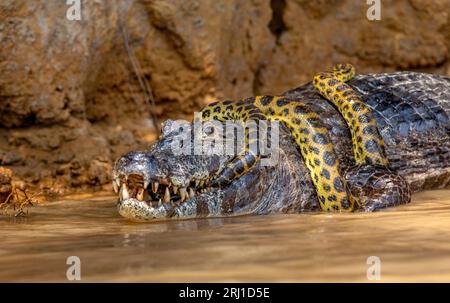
[112,150,217,221]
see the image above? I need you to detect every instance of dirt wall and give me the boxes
[0,0,449,193]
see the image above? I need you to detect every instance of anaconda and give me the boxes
[112,65,450,221]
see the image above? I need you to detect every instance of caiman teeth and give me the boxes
[189,187,195,198]
[120,183,129,201]
[136,188,144,201]
[115,173,214,205]
[152,182,159,193]
[179,187,187,202]
[112,181,119,193]
[164,187,171,203]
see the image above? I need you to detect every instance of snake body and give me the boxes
[201,64,449,211]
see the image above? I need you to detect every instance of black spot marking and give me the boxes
[214,107,221,113]
[336,84,346,92]
[333,177,345,193]
[314,158,321,166]
[321,168,330,180]
[225,105,233,111]
[293,118,302,125]
[202,110,211,117]
[343,91,353,97]
[300,128,309,135]
[276,98,290,107]
[352,103,362,112]
[282,108,289,116]
[340,198,350,209]
[310,146,320,155]
[327,79,339,86]
[259,96,273,106]
[323,184,331,192]
[312,133,329,145]
[328,195,337,202]
[299,138,309,144]
[323,151,336,166]
[223,100,233,105]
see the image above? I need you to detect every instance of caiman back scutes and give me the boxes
[313,64,388,166]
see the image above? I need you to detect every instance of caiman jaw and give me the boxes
[112,173,213,221]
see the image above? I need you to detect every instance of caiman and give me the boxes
[112,64,450,221]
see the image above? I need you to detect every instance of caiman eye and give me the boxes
[204,126,215,135]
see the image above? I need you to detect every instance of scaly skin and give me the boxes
[198,64,393,212]
[313,64,388,166]
[112,66,450,221]
[201,96,353,211]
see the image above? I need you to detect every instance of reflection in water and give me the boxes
[1,189,450,282]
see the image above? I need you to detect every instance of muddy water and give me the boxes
[1,189,450,282]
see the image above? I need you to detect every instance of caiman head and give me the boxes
[112,119,319,222]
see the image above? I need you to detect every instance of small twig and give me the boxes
[0,186,41,217]
[119,16,160,133]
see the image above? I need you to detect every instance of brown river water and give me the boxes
[1,189,450,282]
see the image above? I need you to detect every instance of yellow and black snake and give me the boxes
[200,64,401,212]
